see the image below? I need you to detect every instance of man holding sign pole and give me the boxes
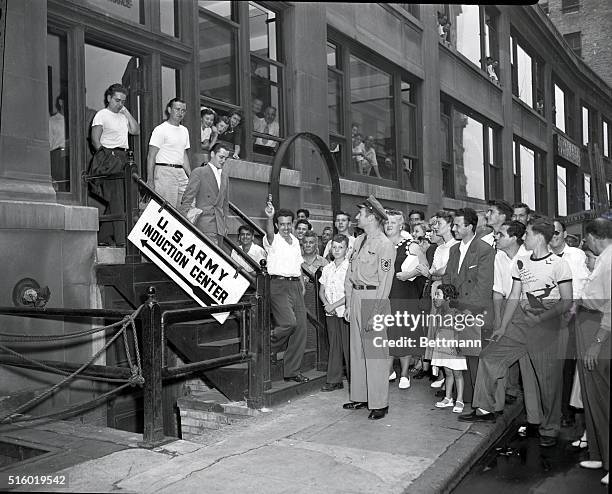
[264,196,310,383]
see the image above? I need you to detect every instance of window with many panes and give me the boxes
[581,105,590,146]
[441,98,497,201]
[442,5,500,83]
[199,1,285,162]
[513,139,547,214]
[510,35,544,112]
[328,33,420,190]
[556,163,581,215]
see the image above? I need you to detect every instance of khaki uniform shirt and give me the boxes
[345,230,396,314]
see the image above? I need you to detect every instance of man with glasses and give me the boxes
[549,218,590,428]
[147,98,191,208]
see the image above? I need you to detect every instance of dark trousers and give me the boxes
[270,279,307,378]
[462,356,478,404]
[98,177,126,246]
[325,315,350,384]
[561,318,577,420]
[576,310,610,470]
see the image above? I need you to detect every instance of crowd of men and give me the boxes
[89,86,609,486]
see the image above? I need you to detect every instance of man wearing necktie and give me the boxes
[179,143,230,247]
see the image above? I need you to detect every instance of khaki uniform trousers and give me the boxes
[349,289,390,410]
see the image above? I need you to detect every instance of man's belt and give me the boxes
[270,275,300,281]
[352,284,376,290]
[105,147,128,152]
[156,163,183,168]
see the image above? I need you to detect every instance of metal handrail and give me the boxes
[229,202,266,238]
[0,306,133,319]
[132,173,257,287]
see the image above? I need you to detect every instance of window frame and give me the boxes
[510,33,544,111]
[198,1,287,165]
[327,30,422,191]
[561,0,580,14]
[603,118,610,158]
[563,31,582,58]
[441,97,498,203]
[553,78,575,139]
[513,138,547,215]
[442,4,500,82]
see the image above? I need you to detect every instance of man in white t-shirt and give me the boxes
[462,218,572,449]
[90,83,140,246]
[146,98,191,208]
[230,225,266,273]
[323,211,355,259]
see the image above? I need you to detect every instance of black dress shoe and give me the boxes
[321,382,344,392]
[284,373,309,383]
[368,407,388,420]
[458,410,496,422]
[343,401,368,410]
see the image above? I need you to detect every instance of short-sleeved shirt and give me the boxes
[302,255,328,279]
[230,243,267,274]
[493,250,517,298]
[429,237,459,276]
[511,252,572,311]
[149,121,190,165]
[320,259,349,317]
[91,108,129,149]
[263,233,303,277]
[345,231,396,293]
[580,243,612,332]
[555,245,590,299]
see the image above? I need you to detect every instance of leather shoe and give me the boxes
[458,410,496,422]
[284,373,309,383]
[321,382,343,392]
[368,407,388,420]
[539,436,558,448]
[343,401,368,410]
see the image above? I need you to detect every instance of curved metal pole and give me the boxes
[270,132,341,216]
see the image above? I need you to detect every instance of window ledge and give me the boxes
[382,4,424,31]
[339,178,428,205]
[512,95,547,123]
[438,40,502,92]
[225,159,301,187]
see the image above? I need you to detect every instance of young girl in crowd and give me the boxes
[200,107,218,163]
[431,283,466,413]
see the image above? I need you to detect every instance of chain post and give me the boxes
[139,286,166,448]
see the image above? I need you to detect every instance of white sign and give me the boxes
[128,199,250,324]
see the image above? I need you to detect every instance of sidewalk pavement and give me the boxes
[0,375,522,494]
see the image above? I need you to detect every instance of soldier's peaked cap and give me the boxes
[357,195,388,221]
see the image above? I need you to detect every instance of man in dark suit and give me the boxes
[180,143,230,247]
[442,208,495,404]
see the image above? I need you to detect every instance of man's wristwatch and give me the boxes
[595,336,604,344]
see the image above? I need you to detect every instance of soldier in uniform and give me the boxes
[343,195,396,419]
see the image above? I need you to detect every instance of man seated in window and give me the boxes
[254,106,280,155]
[363,136,382,178]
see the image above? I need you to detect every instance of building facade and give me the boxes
[544,0,612,88]
[1,1,611,425]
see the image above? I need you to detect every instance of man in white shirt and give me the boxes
[254,106,280,150]
[323,211,355,259]
[230,225,266,274]
[147,98,191,208]
[549,218,591,428]
[90,83,140,246]
[264,200,309,383]
[492,221,541,425]
[481,200,513,247]
[576,218,611,484]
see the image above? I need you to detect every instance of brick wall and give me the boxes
[547,0,612,87]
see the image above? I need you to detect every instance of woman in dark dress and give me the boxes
[384,210,428,389]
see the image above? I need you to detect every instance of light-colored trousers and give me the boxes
[349,290,390,410]
[154,166,188,209]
